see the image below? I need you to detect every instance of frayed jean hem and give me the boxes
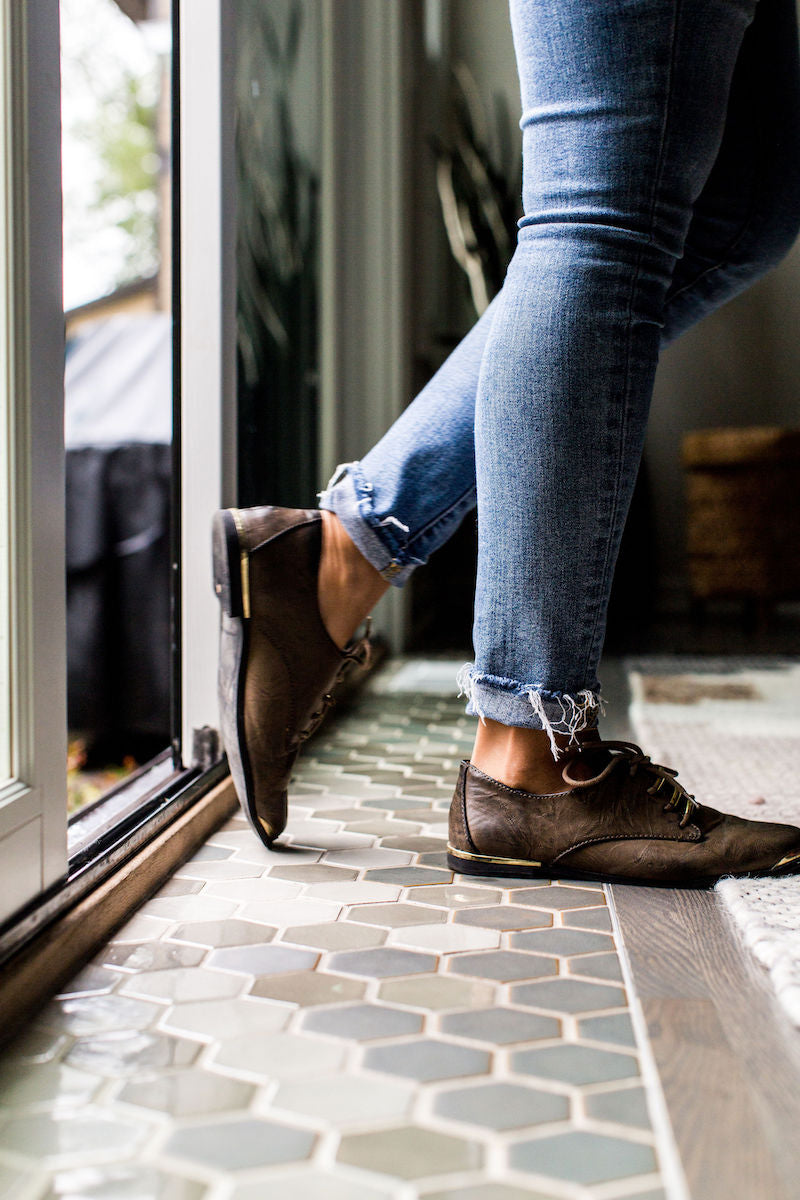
[317,462,424,587]
[456,665,605,759]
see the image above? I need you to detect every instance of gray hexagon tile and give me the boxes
[364,1038,490,1082]
[41,1165,206,1199]
[346,902,446,928]
[249,970,366,1007]
[448,950,557,982]
[102,941,208,970]
[578,1011,637,1048]
[279,920,387,950]
[0,1062,100,1110]
[327,947,438,978]
[64,1030,199,1076]
[509,1129,656,1184]
[207,944,318,976]
[0,1111,147,1167]
[337,1124,483,1180]
[409,884,504,908]
[117,1069,254,1116]
[228,1170,394,1200]
[35,995,160,1038]
[511,977,626,1013]
[270,1074,415,1127]
[512,1044,639,1086]
[210,1032,346,1080]
[433,1081,569,1130]
[0,665,674,1200]
[118,966,243,1003]
[388,923,500,953]
[168,919,276,949]
[439,1007,561,1045]
[302,1003,423,1041]
[569,950,625,981]
[509,927,612,956]
[55,965,118,998]
[362,866,453,886]
[159,996,291,1041]
[563,906,614,931]
[454,906,553,931]
[585,1083,653,1129]
[163,1117,315,1171]
[377,974,496,1012]
[418,1185,559,1200]
[237,898,342,927]
[510,885,605,910]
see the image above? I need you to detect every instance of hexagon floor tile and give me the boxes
[0,661,673,1198]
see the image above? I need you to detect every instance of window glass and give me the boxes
[236,0,321,508]
[60,0,173,814]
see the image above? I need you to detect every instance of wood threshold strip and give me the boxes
[0,776,237,1047]
[611,883,800,1200]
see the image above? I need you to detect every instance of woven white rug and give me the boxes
[627,659,800,1028]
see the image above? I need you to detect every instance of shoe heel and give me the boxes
[447,849,547,881]
[212,508,249,618]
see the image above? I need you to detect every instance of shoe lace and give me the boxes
[297,617,373,743]
[561,739,699,828]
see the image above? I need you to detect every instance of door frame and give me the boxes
[0,0,68,924]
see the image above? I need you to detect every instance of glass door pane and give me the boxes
[60,0,174,815]
[235,0,322,509]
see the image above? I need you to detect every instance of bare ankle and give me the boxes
[471,718,600,794]
[318,510,389,649]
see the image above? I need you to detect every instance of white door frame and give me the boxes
[0,0,67,923]
[178,0,237,765]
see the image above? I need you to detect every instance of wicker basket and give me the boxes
[682,426,800,610]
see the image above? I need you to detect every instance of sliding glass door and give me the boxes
[0,0,236,941]
[0,0,68,923]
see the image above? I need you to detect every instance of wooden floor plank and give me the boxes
[602,658,800,1200]
[613,884,800,1200]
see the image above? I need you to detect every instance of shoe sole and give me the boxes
[212,508,275,846]
[447,845,799,888]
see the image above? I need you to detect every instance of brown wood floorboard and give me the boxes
[602,656,800,1200]
[613,885,800,1200]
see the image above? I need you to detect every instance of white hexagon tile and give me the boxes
[0,661,675,1200]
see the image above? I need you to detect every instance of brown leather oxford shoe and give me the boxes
[212,506,371,846]
[448,740,800,885]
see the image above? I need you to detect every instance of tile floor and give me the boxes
[0,661,673,1200]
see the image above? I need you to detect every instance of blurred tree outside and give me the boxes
[61,0,162,310]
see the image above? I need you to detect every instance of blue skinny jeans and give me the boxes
[319,0,800,753]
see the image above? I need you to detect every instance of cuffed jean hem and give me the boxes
[456,665,606,759]
[317,461,424,587]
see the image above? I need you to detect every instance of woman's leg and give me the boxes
[465,0,759,751]
[318,0,800,669]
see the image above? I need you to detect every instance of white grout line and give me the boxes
[605,882,691,1200]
